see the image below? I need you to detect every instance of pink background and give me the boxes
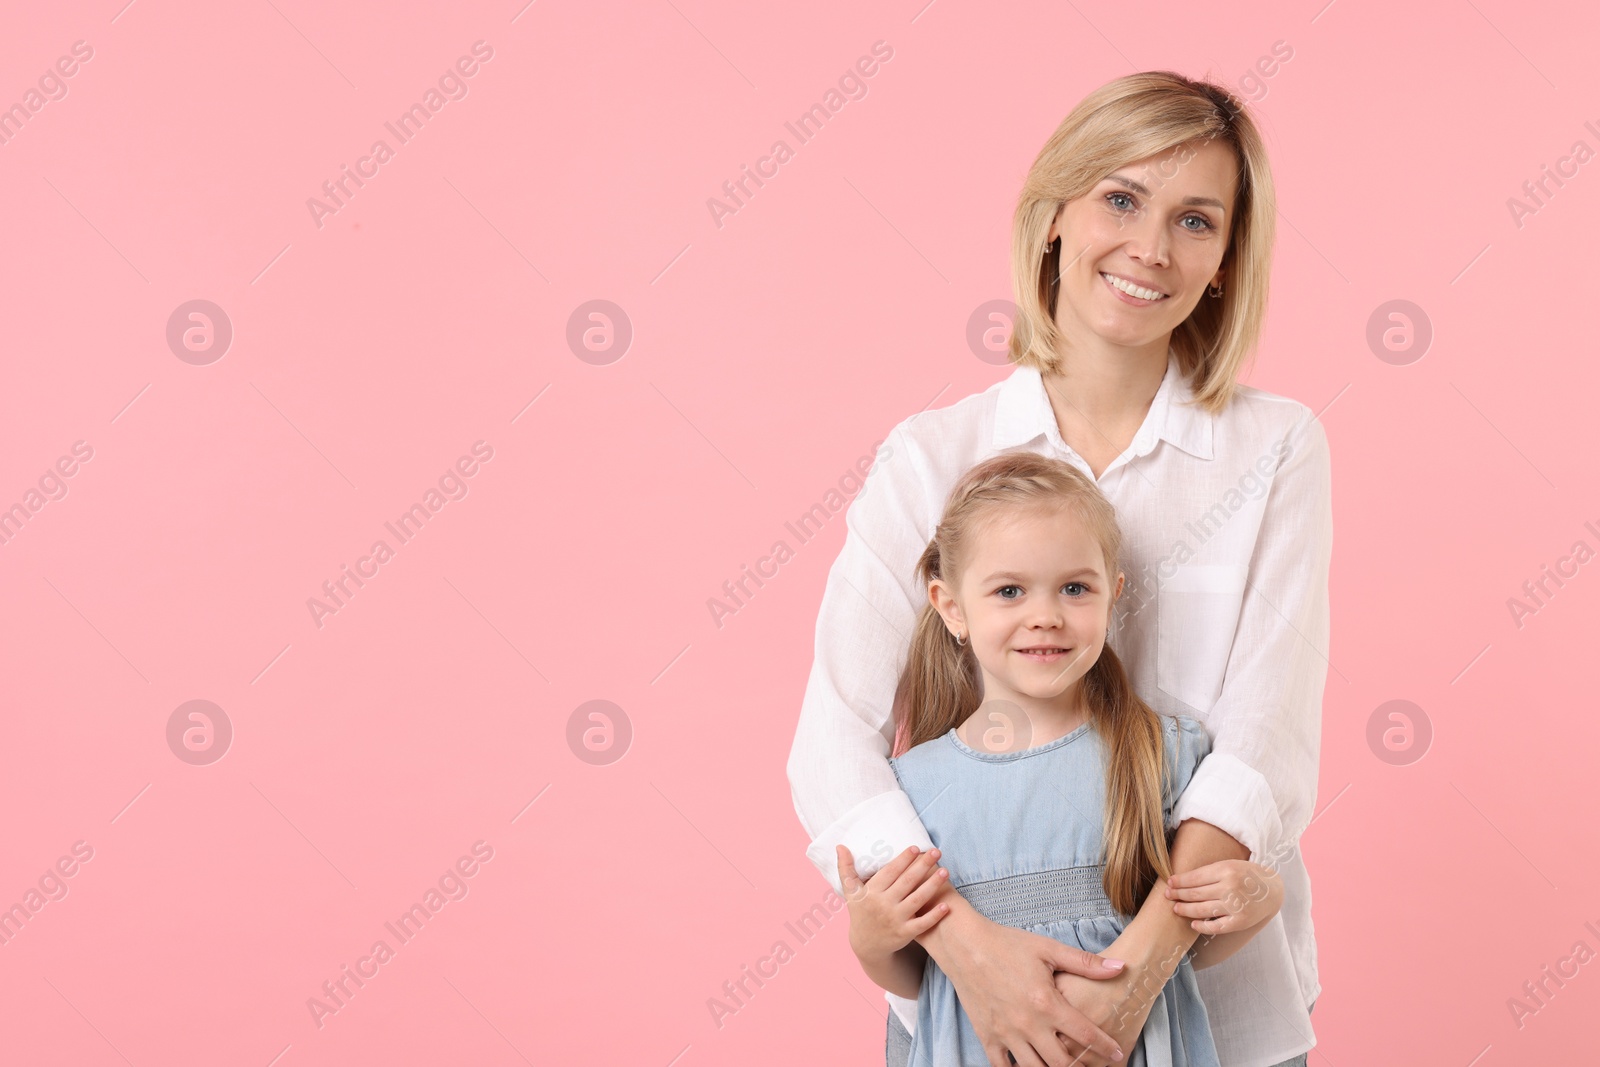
[1,0,1596,1063]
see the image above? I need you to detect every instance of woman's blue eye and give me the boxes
[1105,191,1215,232]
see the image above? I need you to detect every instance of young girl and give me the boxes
[835,451,1284,1067]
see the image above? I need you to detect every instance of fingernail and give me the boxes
[1113,1047,1125,1061]
[1104,958,1125,971]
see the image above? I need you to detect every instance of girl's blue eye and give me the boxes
[1064,582,1088,596]
[997,585,1021,599]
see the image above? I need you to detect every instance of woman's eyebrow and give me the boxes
[1106,173,1227,212]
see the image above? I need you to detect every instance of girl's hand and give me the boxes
[836,844,950,963]
[1164,859,1283,935]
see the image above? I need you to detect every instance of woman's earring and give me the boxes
[1207,280,1224,298]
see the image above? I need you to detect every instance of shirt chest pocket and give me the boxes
[1156,563,1250,715]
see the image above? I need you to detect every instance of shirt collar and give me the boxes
[991,347,1214,461]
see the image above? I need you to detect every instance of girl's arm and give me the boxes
[837,845,949,998]
[858,941,931,999]
[1168,858,1285,970]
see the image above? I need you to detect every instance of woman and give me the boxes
[787,71,1331,1067]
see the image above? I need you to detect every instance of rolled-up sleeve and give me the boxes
[1171,409,1333,866]
[786,423,938,896]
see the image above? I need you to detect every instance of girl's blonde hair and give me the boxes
[1009,70,1276,415]
[890,450,1173,915]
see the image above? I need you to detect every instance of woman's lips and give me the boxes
[1100,271,1168,306]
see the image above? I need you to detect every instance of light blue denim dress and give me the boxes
[888,714,1220,1067]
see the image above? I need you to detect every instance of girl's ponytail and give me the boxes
[891,537,981,756]
[1083,642,1173,915]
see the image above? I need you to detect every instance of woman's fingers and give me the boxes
[994,1039,1050,1067]
[1040,941,1126,980]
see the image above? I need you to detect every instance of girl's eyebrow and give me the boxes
[1105,173,1227,212]
[982,568,1101,583]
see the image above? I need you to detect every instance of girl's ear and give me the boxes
[928,578,965,636]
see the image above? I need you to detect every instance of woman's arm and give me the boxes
[1166,409,1334,868]
[1055,410,1333,1061]
[787,426,934,891]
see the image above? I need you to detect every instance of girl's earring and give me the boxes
[955,631,966,646]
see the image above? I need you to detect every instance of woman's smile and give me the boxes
[1099,270,1170,305]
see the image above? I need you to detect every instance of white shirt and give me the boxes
[787,350,1332,1067]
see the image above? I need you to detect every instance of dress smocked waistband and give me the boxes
[957,865,1122,927]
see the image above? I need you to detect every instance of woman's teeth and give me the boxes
[1101,272,1167,301]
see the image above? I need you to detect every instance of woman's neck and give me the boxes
[1041,339,1169,430]
[1038,343,1169,478]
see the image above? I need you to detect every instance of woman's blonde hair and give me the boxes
[1009,71,1276,415]
[890,450,1174,915]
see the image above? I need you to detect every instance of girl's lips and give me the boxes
[1100,271,1168,306]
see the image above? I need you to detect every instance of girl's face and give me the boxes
[930,505,1123,716]
[1047,139,1238,351]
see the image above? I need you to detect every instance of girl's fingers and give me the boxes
[1191,915,1238,935]
[1165,869,1223,892]
[866,845,923,889]
[889,848,942,898]
[905,901,949,937]
[835,845,863,893]
[900,864,950,913]
[1164,883,1223,902]
[1172,900,1230,920]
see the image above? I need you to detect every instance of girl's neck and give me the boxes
[957,692,1090,752]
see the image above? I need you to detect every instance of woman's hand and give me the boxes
[916,903,1128,1067]
[836,844,950,964]
[1051,965,1151,1067]
[1165,859,1283,934]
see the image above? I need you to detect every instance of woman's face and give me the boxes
[1048,139,1239,351]
[930,505,1123,716]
